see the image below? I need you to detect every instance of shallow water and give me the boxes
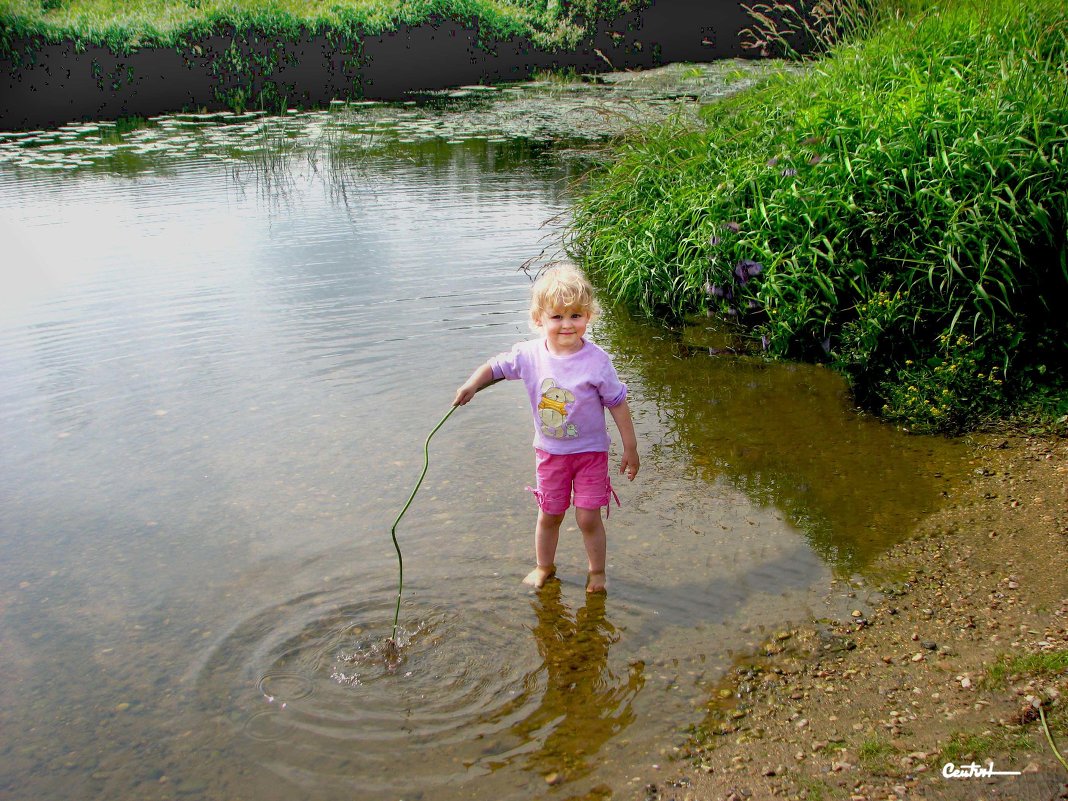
[0,74,966,801]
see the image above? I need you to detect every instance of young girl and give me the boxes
[454,263,639,593]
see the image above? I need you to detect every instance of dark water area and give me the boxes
[600,313,962,573]
[0,74,967,801]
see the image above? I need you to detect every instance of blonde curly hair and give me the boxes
[529,262,600,328]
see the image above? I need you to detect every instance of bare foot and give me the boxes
[585,570,607,594]
[522,564,556,588]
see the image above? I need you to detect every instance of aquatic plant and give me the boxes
[569,0,1068,432]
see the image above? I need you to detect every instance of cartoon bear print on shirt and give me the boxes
[537,377,578,439]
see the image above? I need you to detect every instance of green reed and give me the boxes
[739,0,902,60]
[569,0,1068,432]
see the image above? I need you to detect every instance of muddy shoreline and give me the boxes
[633,434,1068,801]
[0,0,754,130]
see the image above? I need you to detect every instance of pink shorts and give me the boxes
[528,448,620,516]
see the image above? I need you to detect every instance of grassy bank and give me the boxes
[0,0,643,54]
[569,0,1068,434]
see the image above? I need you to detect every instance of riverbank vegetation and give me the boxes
[570,0,1068,434]
[0,0,643,54]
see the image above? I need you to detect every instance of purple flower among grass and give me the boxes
[705,282,727,298]
[733,259,764,284]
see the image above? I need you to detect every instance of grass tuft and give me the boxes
[986,649,1068,689]
[857,735,900,773]
[568,0,1068,433]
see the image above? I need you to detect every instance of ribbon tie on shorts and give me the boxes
[525,480,621,516]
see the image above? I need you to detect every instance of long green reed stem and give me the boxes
[1039,704,1068,774]
[389,403,458,641]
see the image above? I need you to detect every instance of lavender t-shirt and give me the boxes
[490,337,627,455]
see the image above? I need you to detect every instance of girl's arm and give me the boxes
[454,362,497,406]
[609,400,640,480]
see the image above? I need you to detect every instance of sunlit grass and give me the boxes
[857,735,900,773]
[943,650,1065,768]
[0,0,643,50]
[568,0,1068,432]
[986,649,1068,689]
[940,730,1035,763]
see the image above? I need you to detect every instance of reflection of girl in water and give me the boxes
[513,582,645,783]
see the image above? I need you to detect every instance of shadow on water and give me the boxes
[599,309,968,574]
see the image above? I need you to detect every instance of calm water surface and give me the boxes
[1,91,966,801]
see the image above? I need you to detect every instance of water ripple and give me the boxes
[194,580,550,791]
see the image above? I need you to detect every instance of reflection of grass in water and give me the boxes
[2,63,778,177]
[227,118,301,198]
[317,119,378,209]
[224,113,377,204]
[594,308,964,574]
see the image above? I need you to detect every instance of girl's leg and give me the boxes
[575,506,607,592]
[524,509,563,587]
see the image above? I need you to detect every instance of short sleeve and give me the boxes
[489,343,524,381]
[598,358,627,408]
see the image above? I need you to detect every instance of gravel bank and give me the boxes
[635,434,1068,801]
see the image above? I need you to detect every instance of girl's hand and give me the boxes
[454,363,497,406]
[620,446,640,481]
[454,382,479,407]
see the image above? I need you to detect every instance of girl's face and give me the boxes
[535,305,590,355]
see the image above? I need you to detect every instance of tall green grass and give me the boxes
[569,0,1068,432]
[0,0,645,54]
